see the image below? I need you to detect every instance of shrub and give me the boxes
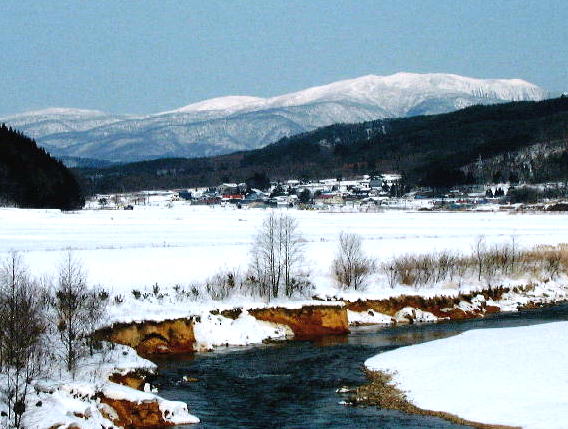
[205,269,240,301]
[332,232,375,290]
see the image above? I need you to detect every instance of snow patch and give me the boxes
[348,309,392,325]
[365,322,568,429]
[193,310,292,350]
[393,307,439,324]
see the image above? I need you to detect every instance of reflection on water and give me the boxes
[155,304,568,429]
[310,334,348,347]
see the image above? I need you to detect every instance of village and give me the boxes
[92,173,539,211]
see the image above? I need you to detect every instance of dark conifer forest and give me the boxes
[0,124,84,209]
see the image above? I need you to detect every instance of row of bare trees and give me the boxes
[0,252,106,429]
[171,213,375,301]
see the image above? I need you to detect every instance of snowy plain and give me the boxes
[2,201,568,297]
[2,199,568,428]
[365,321,568,429]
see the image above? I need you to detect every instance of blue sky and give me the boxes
[1,0,566,115]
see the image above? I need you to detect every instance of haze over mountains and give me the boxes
[1,72,548,163]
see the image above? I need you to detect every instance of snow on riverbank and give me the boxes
[1,342,200,429]
[193,310,293,350]
[101,272,568,329]
[365,322,568,429]
[23,381,200,429]
[107,295,344,327]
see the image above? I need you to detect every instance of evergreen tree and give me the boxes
[0,124,84,209]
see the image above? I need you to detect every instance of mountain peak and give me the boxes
[254,72,546,112]
[165,96,265,114]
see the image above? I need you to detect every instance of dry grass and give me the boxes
[351,369,520,429]
[382,242,568,290]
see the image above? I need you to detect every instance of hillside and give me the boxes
[77,97,568,194]
[2,73,546,163]
[241,96,568,187]
[0,124,84,209]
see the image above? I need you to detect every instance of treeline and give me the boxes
[0,125,84,209]
[77,97,568,194]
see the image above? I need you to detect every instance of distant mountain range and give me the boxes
[1,72,547,163]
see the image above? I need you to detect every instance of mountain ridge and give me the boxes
[2,72,548,163]
[165,72,544,115]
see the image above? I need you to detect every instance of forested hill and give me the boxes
[0,124,84,209]
[79,97,568,194]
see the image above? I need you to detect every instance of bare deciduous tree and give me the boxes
[249,212,306,300]
[0,253,46,429]
[473,235,486,281]
[510,235,518,273]
[332,232,375,290]
[278,215,304,297]
[53,252,106,375]
[250,213,280,299]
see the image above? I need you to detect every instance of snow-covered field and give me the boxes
[365,321,568,429]
[2,199,568,428]
[1,201,567,297]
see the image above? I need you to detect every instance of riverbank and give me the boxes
[364,321,568,429]
[6,282,568,428]
[3,272,565,429]
[88,279,566,427]
[350,370,519,429]
[98,273,568,355]
[1,343,200,429]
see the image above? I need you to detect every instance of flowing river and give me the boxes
[154,304,568,428]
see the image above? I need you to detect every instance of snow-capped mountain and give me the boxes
[1,73,547,162]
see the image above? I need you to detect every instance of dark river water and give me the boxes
[154,304,568,429]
